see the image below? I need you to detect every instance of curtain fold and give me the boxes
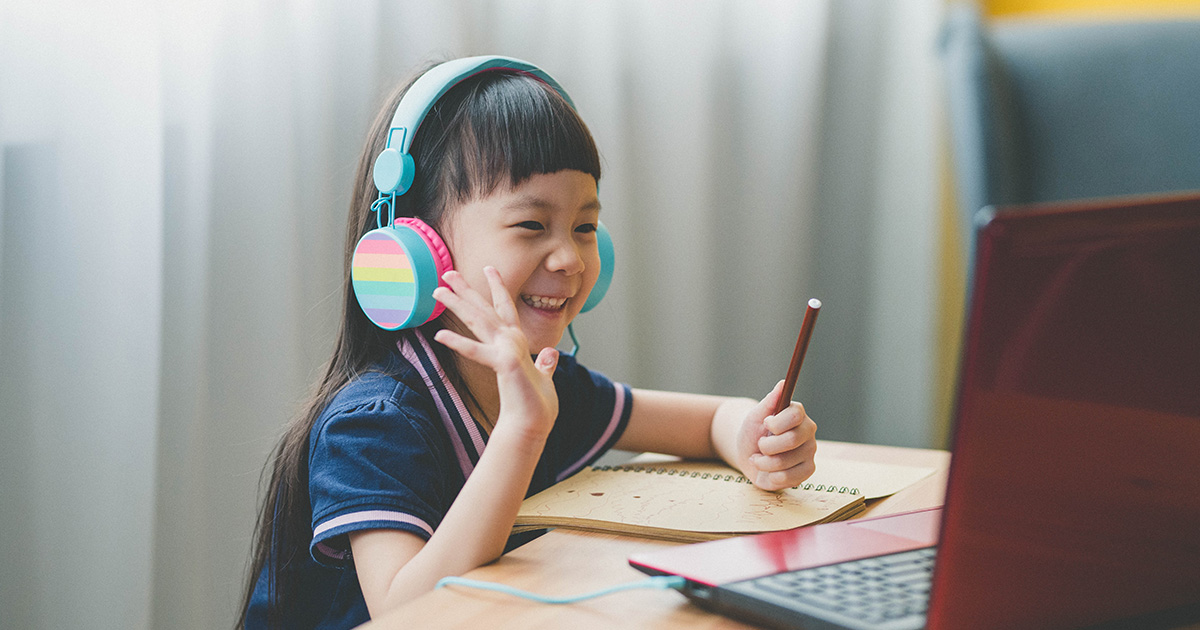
[0,1,943,627]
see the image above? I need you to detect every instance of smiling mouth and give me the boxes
[521,294,568,311]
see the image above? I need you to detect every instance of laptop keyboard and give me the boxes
[735,547,936,629]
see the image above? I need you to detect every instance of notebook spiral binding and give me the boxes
[591,464,861,495]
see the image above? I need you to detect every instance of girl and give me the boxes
[239,57,817,630]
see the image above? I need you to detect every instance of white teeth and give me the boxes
[521,295,567,310]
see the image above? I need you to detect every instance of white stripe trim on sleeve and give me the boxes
[313,509,435,539]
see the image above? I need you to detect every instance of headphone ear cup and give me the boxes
[580,221,614,313]
[351,218,452,330]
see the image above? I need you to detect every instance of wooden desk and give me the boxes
[360,440,950,630]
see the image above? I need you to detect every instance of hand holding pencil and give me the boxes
[740,299,822,491]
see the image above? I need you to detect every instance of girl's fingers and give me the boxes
[751,436,816,471]
[433,329,487,363]
[431,284,467,313]
[750,409,818,491]
[755,380,786,418]
[483,266,520,324]
[441,270,494,313]
[433,268,538,379]
[764,401,808,435]
[534,347,559,376]
[754,459,817,491]
[435,270,505,337]
[759,417,817,456]
[431,286,489,334]
[758,429,805,456]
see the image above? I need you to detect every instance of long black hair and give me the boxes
[237,62,601,629]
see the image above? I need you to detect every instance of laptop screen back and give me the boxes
[930,194,1200,629]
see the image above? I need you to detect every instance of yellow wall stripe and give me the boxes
[985,0,1200,18]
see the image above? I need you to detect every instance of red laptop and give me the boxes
[631,193,1200,629]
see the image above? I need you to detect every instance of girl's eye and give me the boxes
[575,223,598,234]
[516,221,544,231]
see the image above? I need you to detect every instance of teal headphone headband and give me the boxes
[372,56,575,197]
[352,55,614,333]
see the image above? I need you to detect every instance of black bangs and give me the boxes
[408,70,601,217]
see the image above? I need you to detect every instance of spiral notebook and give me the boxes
[513,456,936,542]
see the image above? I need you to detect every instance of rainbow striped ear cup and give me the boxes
[351,217,453,330]
[580,221,614,313]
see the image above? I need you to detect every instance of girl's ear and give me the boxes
[579,221,615,313]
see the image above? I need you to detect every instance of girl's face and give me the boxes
[442,169,603,354]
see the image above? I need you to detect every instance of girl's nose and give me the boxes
[546,238,586,275]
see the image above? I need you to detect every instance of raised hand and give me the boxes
[432,267,559,441]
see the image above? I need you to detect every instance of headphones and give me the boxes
[351,55,614,331]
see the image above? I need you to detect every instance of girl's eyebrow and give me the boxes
[501,195,602,213]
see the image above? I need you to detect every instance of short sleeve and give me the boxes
[545,355,633,483]
[307,383,452,568]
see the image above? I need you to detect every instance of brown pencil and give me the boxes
[774,298,821,415]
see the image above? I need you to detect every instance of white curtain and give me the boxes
[0,1,944,628]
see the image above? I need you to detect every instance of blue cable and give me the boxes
[435,575,686,604]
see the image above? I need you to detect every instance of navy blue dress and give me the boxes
[245,329,632,629]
